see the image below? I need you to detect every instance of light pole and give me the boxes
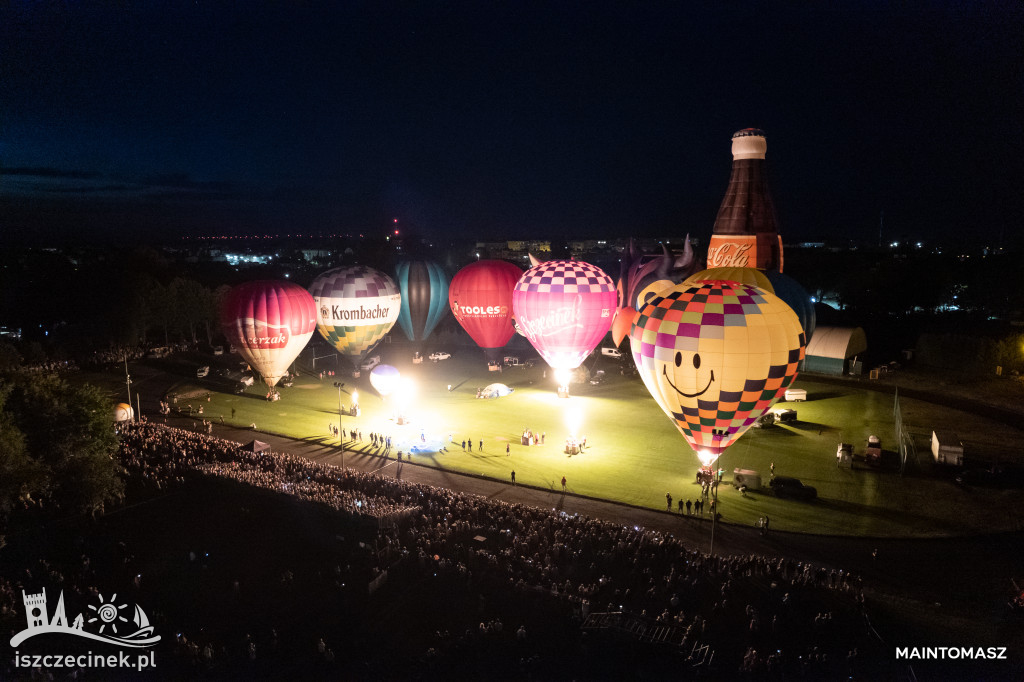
[334,382,347,470]
[124,357,134,423]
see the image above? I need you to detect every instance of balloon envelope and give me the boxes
[612,239,701,346]
[449,260,522,349]
[113,403,134,422]
[766,271,816,342]
[512,259,616,370]
[309,266,402,358]
[395,261,449,342]
[221,280,318,388]
[630,280,805,457]
[683,267,773,292]
[369,364,401,397]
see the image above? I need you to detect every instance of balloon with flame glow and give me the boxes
[629,280,805,457]
[512,259,616,370]
[221,280,318,388]
[369,364,401,398]
[309,266,401,359]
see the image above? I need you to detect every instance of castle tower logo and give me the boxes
[11,588,160,649]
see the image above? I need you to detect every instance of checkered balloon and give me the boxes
[629,279,805,457]
[512,259,616,370]
[309,265,402,358]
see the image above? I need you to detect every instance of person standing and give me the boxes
[561,476,567,492]
[462,439,466,451]
[506,443,510,456]
[479,440,483,451]
[763,515,770,534]
[511,470,516,485]
[686,499,692,515]
[666,492,673,510]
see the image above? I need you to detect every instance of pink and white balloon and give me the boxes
[511,259,616,370]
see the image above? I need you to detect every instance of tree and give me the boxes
[0,383,42,522]
[2,375,123,517]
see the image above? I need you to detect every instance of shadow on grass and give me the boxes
[787,421,835,433]
[809,496,966,534]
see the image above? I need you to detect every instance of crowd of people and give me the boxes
[106,422,882,677]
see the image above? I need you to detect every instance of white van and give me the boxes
[600,347,623,359]
[360,355,381,371]
[784,388,807,402]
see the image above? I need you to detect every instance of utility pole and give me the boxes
[124,357,133,422]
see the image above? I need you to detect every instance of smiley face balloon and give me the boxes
[629,279,806,457]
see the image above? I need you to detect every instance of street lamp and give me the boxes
[334,382,347,469]
[124,357,134,423]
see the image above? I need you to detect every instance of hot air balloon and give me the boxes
[682,266,772,291]
[766,271,816,342]
[221,280,318,388]
[309,266,402,360]
[512,259,616,370]
[630,280,805,458]
[449,260,522,350]
[395,261,449,342]
[611,238,701,346]
[369,364,401,398]
[113,403,134,422]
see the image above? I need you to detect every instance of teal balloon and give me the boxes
[395,261,450,342]
[766,271,816,342]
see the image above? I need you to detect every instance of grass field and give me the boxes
[95,341,1024,538]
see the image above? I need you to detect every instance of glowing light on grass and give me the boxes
[565,406,583,437]
[395,377,417,411]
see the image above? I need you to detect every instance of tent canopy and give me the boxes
[805,326,866,360]
[480,383,513,399]
[241,439,271,453]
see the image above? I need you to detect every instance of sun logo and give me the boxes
[88,593,128,635]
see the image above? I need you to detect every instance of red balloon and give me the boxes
[221,280,318,388]
[449,260,522,349]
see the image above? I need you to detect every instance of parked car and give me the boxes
[196,366,210,378]
[600,347,623,359]
[589,370,606,385]
[212,345,224,356]
[429,352,451,361]
[769,476,817,500]
[359,355,381,371]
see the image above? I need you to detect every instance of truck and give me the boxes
[931,431,964,466]
[836,443,854,469]
[865,435,882,464]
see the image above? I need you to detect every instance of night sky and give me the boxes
[2,2,1022,246]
